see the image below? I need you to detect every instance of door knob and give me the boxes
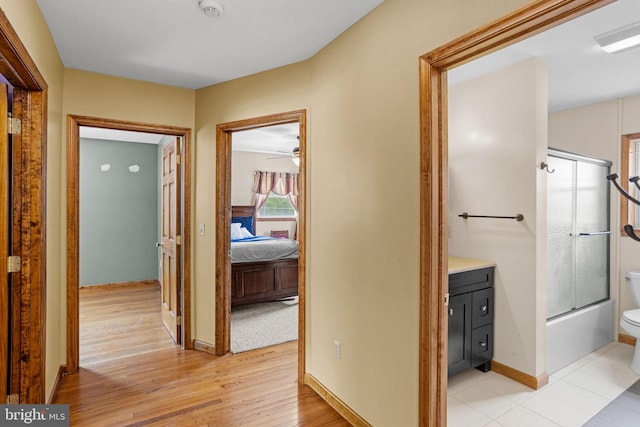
[156,242,163,247]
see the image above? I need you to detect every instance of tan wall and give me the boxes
[549,94,640,334]
[0,0,65,401]
[194,0,530,424]
[449,59,548,377]
[7,0,534,420]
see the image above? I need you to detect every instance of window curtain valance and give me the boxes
[252,171,299,212]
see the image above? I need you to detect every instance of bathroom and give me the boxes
[446,56,640,385]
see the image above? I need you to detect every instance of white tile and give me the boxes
[454,383,519,419]
[447,395,492,427]
[581,357,639,386]
[478,373,536,404]
[562,368,628,400]
[445,342,640,427]
[539,379,610,415]
[494,406,561,427]
[586,341,620,359]
[549,356,590,380]
[520,387,594,427]
[448,369,490,395]
[589,343,638,374]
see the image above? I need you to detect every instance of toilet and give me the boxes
[620,271,640,374]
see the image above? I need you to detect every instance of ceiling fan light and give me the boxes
[199,0,224,18]
[291,147,300,166]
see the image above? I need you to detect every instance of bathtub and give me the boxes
[546,299,614,374]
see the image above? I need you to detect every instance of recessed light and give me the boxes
[595,21,640,53]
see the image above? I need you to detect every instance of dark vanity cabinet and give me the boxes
[447,267,494,377]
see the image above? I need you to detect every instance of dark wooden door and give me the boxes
[0,83,9,403]
[160,138,181,343]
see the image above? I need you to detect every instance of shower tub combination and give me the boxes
[546,149,614,374]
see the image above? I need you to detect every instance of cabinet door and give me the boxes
[471,324,493,368]
[472,287,494,328]
[448,293,472,377]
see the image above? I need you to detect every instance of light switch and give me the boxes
[199,223,205,236]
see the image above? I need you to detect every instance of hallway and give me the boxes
[52,284,348,426]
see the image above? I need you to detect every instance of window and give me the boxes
[621,133,640,230]
[258,192,296,218]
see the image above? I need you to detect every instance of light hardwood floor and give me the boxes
[52,284,349,426]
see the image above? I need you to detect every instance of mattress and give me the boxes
[230,238,298,263]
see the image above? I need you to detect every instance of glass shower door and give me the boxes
[575,161,610,308]
[546,149,611,320]
[547,155,577,319]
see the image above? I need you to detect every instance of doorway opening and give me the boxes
[76,128,183,365]
[229,123,300,354]
[66,115,192,374]
[418,1,614,424]
[215,109,306,381]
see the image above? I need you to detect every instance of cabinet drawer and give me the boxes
[472,287,494,328]
[449,267,494,295]
[471,324,493,367]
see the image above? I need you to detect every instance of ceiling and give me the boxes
[232,123,299,156]
[449,0,640,113]
[36,0,383,90]
[52,0,640,147]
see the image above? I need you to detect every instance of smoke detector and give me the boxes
[199,0,224,17]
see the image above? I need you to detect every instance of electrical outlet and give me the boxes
[333,340,341,360]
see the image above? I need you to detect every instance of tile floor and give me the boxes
[447,341,640,427]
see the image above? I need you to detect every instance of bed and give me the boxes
[230,205,299,306]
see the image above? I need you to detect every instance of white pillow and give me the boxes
[230,222,243,240]
[240,227,254,238]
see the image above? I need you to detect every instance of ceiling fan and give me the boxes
[268,146,300,166]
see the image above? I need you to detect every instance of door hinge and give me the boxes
[176,315,182,325]
[444,292,450,307]
[6,394,19,404]
[7,255,20,273]
[8,115,21,135]
[176,235,182,245]
[176,154,181,165]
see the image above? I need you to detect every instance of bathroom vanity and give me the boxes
[448,257,496,377]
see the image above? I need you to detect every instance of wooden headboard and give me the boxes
[231,205,256,234]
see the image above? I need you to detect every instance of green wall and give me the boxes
[80,138,159,286]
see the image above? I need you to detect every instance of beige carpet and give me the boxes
[231,297,298,353]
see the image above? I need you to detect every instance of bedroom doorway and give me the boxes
[215,109,306,381]
[229,125,300,354]
[66,116,193,373]
[74,129,180,365]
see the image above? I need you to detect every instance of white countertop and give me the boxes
[448,256,496,274]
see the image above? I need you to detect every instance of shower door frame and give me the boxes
[547,148,612,321]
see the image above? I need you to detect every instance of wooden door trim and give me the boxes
[215,109,307,381]
[418,0,613,425]
[66,115,192,374]
[0,9,48,404]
